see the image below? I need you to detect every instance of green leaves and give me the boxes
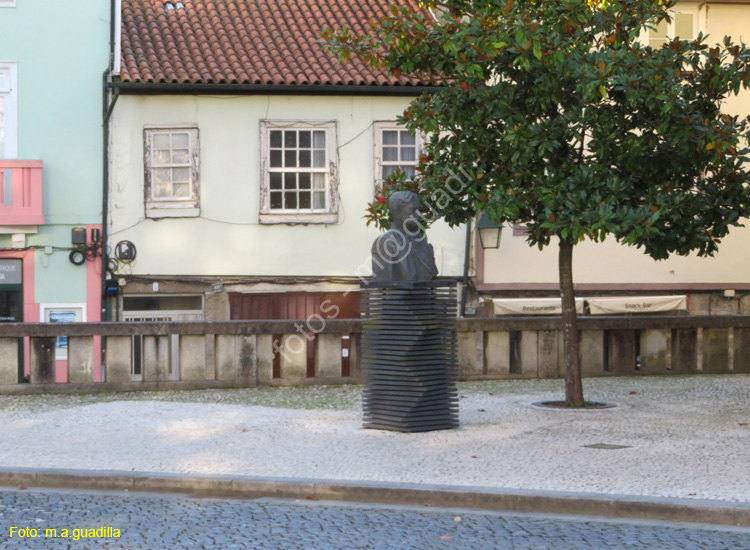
[322,0,750,260]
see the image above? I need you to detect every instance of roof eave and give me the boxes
[108,81,443,96]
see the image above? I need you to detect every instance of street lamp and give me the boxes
[476,214,503,249]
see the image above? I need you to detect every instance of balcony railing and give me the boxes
[0,160,44,226]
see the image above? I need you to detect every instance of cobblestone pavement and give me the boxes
[1,488,748,549]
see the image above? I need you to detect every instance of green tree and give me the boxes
[324,0,750,406]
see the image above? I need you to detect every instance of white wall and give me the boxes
[482,227,750,286]
[109,95,465,278]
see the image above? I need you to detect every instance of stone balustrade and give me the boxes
[0,315,747,394]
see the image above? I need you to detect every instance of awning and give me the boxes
[493,298,584,316]
[587,296,687,315]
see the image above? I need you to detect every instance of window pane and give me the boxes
[270,191,282,209]
[172,167,189,182]
[401,147,416,162]
[172,149,189,163]
[675,13,693,40]
[313,150,326,168]
[172,182,190,197]
[299,131,311,148]
[284,172,296,189]
[383,131,398,145]
[153,182,171,198]
[270,173,282,189]
[285,191,297,209]
[653,19,668,39]
[299,192,311,209]
[153,149,170,164]
[400,131,416,145]
[299,150,311,167]
[285,130,297,148]
[313,191,326,209]
[285,150,297,168]
[313,173,326,189]
[313,130,326,148]
[403,166,416,178]
[299,173,311,189]
[172,133,189,148]
[270,130,282,148]
[153,134,170,149]
[154,168,171,184]
[383,147,398,162]
[383,166,399,179]
[270,150,282,168]
[650,19,668,48]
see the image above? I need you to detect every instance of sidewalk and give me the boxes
[0,375,748,523]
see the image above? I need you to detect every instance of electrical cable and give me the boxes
[69,250,87,266]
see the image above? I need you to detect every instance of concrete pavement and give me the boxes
[0,375,748,526]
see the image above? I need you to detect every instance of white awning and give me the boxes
[493,298,584,316]
[587,296,687,315]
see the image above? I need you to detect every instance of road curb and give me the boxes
[1,468,749,527]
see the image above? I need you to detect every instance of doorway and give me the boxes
[0,258,23,381]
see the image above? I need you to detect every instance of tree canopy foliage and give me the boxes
[326,0,750,259]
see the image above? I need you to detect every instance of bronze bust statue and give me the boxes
[371,191,438,283]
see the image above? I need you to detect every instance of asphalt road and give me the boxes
[0,488,748,549]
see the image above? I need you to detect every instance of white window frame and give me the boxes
[143,124,200,218]
[260,120,339,224]
[0,1,17,8]
[0,61,18,159]
[373,121,423,192]
[641,5,702,47]
[40,303,87,361]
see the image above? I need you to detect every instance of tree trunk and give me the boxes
[558,239,585,407]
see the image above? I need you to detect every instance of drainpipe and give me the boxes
[460,219,472,317]
[102,78,119,321]
[102,0,120,322]
[100,0,121,377]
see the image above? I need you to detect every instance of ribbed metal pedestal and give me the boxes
[361,282,458,433]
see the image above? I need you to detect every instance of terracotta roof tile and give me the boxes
[120,0,436,87]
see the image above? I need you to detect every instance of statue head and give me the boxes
[388,191,420,227]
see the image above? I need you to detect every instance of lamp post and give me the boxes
[476,213,502,249]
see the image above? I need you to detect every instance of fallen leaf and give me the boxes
[305,496,319,501]
[241,428,248,433]
[629,392,637,395]
[489,393,494,396]
[18,486,26,490]
[454,516,462,522]
[739,423,748,427]
[440,536,453,540]
[688,493,696,496]
[471,455,478,459]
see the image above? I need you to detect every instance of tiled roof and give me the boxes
[120,0,436,87]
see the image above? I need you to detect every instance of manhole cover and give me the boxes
[583,443,632,450]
